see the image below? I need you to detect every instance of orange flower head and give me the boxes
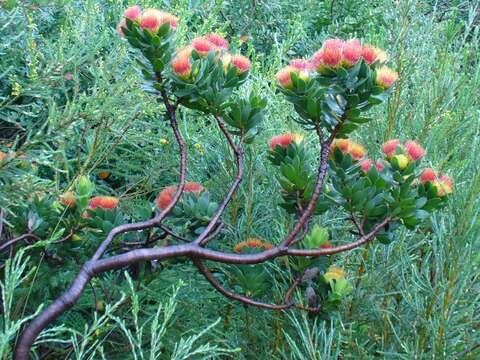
[382,139,400,157]
[404,140,426,161]
[234,241,247,253]
[60,191,76,207]
[360,158,373,173]
[349,142,366,160]
[155,182,203,209]
[419,168,437,183]
[375,159,385,172]
[342,39,362,66]
[0,151,6,161]
[192,36,215,56]
[172,54,191,79]
[434,174,453,197]
[330,138,350,154]
[376,66,398,89]
[205,33,229,50]
[362,44,378,64]
[140,9,178,33]
[275,66,295,89]
[268,133,304,150]
[230,54,251,74]
[89,196,119,210]
[246,238,263,248]
[124,5,141,21]
[289,58,311,71]
[177,46,193,59]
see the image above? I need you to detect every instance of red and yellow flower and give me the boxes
[268,133,304,150]
[156,182,203,209]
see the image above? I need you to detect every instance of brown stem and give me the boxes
[195,116,244,246]
[14,216,390,359]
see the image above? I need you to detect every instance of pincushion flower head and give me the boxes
[382,139,400,158]
[434,174,453,197]
[140,9,178,33]
[172,53,191,79]
[330,138,366,161]
[275,65,308,89]
[362,44,388,65]
[204,33,229,50]
[419,168,437,183]
[349,142,367,160]
[376,66,399,89]
[404,140,426,161]
[234,239,273,253]
[156,182,203,209]
[230,55,251,74]
[311,38,344,72]
[268,133,304,150]
[330,138,351,154]
[341,39,362,67]
[89,196,119,210]
[192,36,216,56]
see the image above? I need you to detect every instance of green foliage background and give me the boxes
[0,0,479,358]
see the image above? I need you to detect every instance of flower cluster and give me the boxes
[156,182,203,209]
[268,133,304,150]
[233,238,273,253]
[117,6,178,36]
[330,138,367,161]
[60,193,119,210]
[171,33,251,80]
[275,38,398,90]
[381,139,425,169]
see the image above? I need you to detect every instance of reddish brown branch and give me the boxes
[193,259,294,310]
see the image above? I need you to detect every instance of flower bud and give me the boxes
[60,191,76,208]
[391,154,409,169]
[76,175,94,197]
[140,9,178,33]
[376,66,399,89]
[375,159,385,172]
[323,266,346,282]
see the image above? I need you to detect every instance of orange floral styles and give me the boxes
[156,182,203,209]
[60,191,76,208]
[172,54,191,79]
[330,138,366,160]
[330,138,350,153]
[360,158,373,173]
[404,140,426,161]
[349,142,366,160]
[234,239,273,253]
[204,33,229,50]
[419,168,437,183]
[362,45,387,65]
[139,9,178,33]
[382,139,400,158]
[376,66,399,89]
[342,39,362,66]
[230,55,251,74]
[192,37,215,56]
[124,5,141,21]
[434,174,453,197]
[268,133,304,150]
[89,196,119,210]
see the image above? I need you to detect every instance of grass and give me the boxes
[0,0,479,358]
